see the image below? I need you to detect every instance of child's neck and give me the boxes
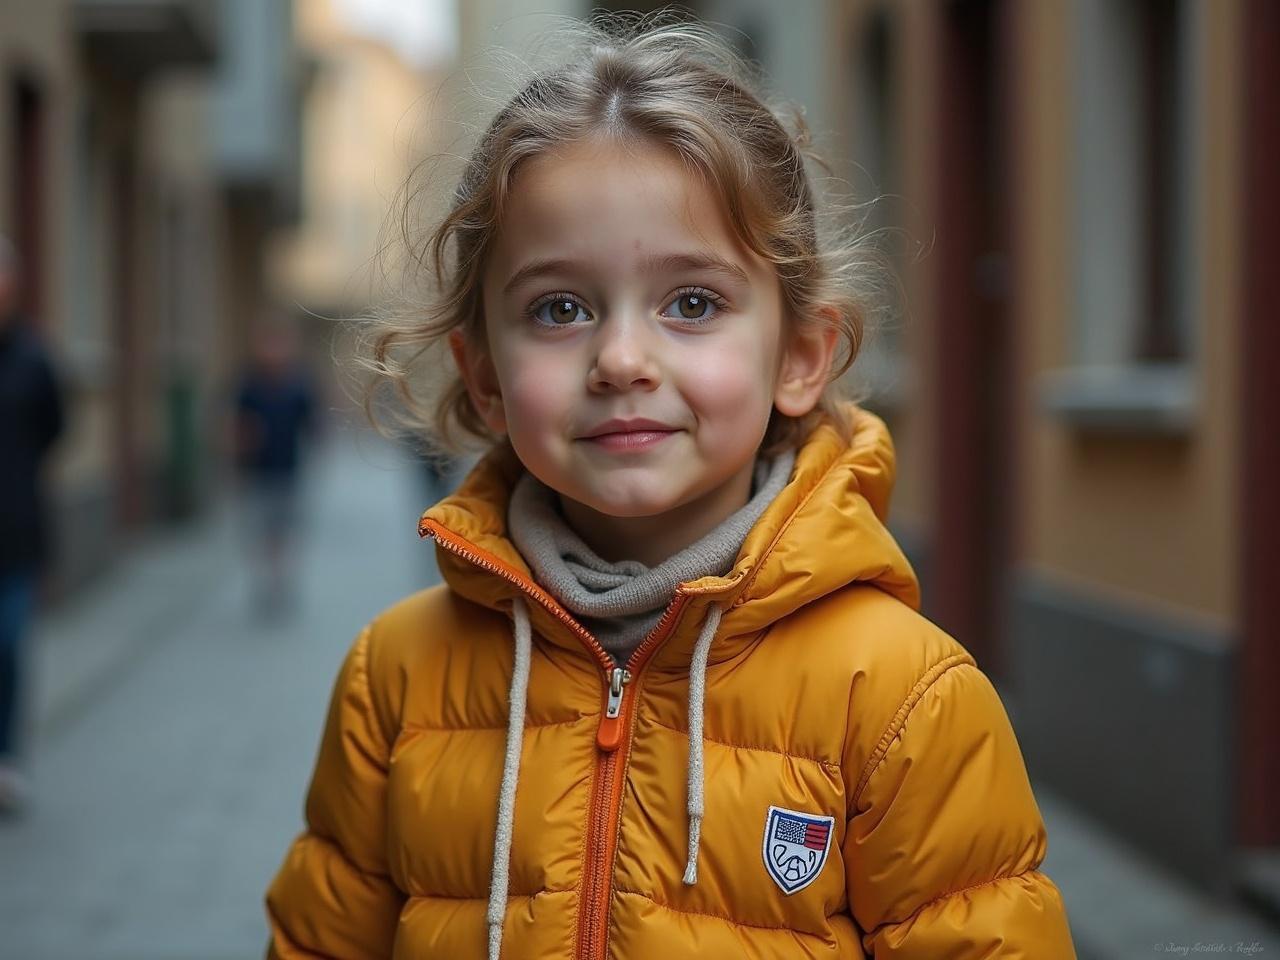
[557,457,756,567]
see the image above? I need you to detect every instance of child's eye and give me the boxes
[661,287,726,323]
[524,286,728,328]
[526,293,591,327]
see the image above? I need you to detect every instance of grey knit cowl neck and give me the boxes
[506,446,797,666]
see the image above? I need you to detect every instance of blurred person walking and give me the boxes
[0,236,64,816]
[233,322,318,621]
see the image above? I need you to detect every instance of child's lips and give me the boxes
[580,429,679,451]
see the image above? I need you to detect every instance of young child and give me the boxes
[265,16,1077,960]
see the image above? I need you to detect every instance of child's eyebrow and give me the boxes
[501,250,751,296]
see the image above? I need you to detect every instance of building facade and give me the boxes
[0,0,302,592]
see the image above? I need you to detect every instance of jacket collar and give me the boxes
[419,401,920,670]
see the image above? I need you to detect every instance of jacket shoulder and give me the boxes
[356,583,515,734]
[783,582,977,695]
[777,584,982,804]
[364,582,474,647]
[856,586,976,696]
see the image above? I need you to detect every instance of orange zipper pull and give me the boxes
[596,666,631,751]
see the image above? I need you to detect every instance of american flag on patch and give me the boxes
[802,820,830,850]
[776,813,829,850]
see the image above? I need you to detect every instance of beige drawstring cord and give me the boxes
[682,601,724,885]
[487,595,533,960]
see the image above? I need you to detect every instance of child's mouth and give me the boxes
[581,429,678,451]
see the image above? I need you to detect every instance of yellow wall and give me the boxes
[1020,0,1242,629]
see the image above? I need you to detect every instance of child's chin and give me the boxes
[576,486,684,520]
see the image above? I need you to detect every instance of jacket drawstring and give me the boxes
[487,594,533,960]
[487,594,723,958]
[682,601,724,886]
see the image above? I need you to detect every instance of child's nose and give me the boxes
[587,316,661,391]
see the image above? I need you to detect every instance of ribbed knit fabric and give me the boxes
[507,447,797,665]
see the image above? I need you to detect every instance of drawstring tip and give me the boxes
[682,858,698,886]
[682,814,701,886]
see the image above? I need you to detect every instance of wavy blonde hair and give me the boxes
[354,9,893,467]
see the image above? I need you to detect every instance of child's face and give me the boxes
[455,137,833,527]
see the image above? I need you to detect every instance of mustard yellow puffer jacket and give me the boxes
[265,403,1077,959]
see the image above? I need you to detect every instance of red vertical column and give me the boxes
[930,0,1017,680]
[9,76,46,328]
[1238,0,1280,849]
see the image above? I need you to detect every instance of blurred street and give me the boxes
[0,427,440,960]
[0,424,1274,960]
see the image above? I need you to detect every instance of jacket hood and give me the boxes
[418,400,920,664]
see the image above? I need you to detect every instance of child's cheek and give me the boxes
[676,336,776,430]
[496,345,584,444]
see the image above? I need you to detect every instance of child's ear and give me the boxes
[448,328,507,435]
[773,307,839,417]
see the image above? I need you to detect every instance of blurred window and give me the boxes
[850,5,910,411]
[1071,0,1198,367]
[854,7,896,250]
[72,102,107,362]
[1041,0,1202,432]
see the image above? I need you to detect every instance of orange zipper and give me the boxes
[420,518,612,673]
[576,592,691,960]
[420,518,694,960]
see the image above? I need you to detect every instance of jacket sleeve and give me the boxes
[265,624,405,959]
[845,652,1077,958]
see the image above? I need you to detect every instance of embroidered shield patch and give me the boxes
[761,805,835,895]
